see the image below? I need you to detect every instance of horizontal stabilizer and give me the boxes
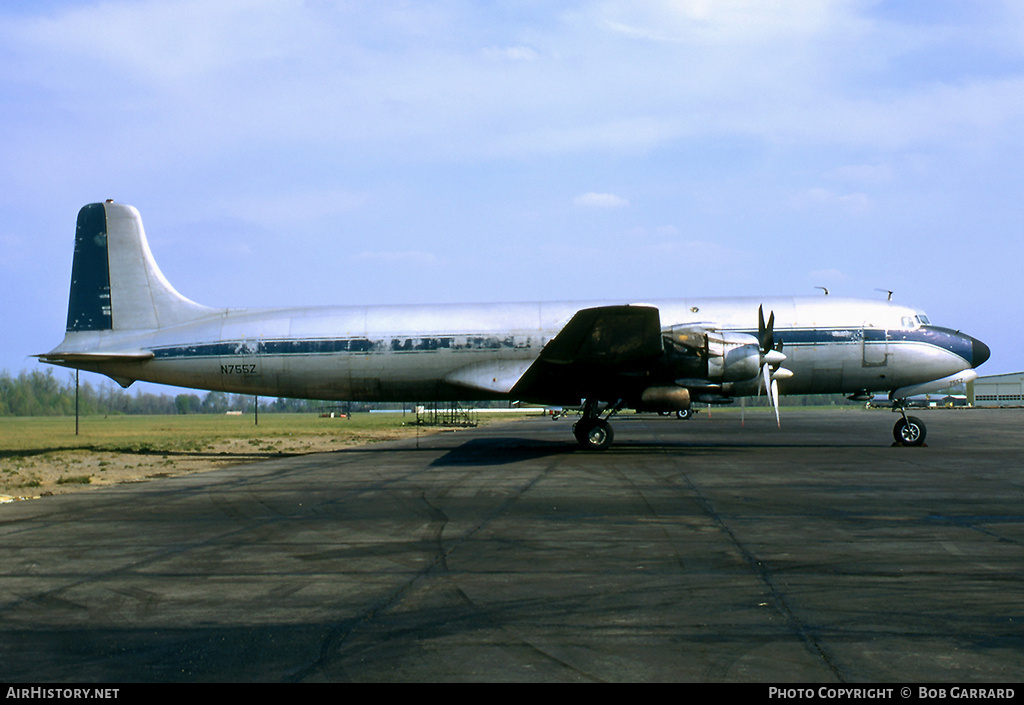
[36,350,154,363]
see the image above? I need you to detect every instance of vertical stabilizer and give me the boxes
[66,202,213,332]
[67,203,111,331]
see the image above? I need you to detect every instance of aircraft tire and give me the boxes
[676,409,693,420]
[575,419,614,451]
[893,416,927,446]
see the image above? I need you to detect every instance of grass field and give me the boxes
[0,412,429,455]
[0,411,536,500]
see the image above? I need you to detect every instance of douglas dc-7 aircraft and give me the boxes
[39,201,990,450]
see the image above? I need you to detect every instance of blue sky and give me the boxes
[2,0,1022,391]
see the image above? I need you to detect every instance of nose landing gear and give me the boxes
[892,403,927,447]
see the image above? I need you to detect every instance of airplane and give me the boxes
[38,201,990,450]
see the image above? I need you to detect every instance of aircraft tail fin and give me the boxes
[66,202,213,332]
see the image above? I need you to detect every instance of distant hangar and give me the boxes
[970,371,1024,407]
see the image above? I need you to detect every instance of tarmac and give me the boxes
[1,407,1022,683]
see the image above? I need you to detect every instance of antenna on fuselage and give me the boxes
[875,288,894,301]
[815,286,829,296]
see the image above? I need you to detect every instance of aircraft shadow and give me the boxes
[428,437,575,467]
[424,434,883,467]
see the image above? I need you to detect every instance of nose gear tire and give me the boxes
[893,416,927,446]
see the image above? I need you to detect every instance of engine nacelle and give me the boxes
[706,332,761,381]
[638,386,691,412]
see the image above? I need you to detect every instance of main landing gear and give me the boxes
[570,397,929,449]
[572,399,622,451]
[892,403,927,447]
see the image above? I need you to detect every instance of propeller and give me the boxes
[757,305,789,427]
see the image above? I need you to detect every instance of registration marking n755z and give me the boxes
[221,364,258,375]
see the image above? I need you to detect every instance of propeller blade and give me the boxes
[758,304,776,355]
[757,305,766,351]
[771,378,781,428]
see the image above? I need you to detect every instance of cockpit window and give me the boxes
[901,315,931,329]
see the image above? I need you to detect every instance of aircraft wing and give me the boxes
[537,305,663,366]
[510,304,664,403]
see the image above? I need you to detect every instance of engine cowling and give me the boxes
[638,386,691,412]
[706,332,761,381]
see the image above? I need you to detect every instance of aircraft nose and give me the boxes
[970,335,991,368]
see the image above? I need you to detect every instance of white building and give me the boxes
[970,372,1024,407]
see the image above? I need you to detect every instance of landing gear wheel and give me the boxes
[676,409,693,420]
[893,416,927,446]
[574,418,614,451]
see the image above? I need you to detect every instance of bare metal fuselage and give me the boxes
[52,296,979,405]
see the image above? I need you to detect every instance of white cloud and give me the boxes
[5,0,306,86]
[481,46,539,62]
[573,192,629,208]
[597,0,837,45]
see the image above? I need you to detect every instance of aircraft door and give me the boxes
[861,327,888,367]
